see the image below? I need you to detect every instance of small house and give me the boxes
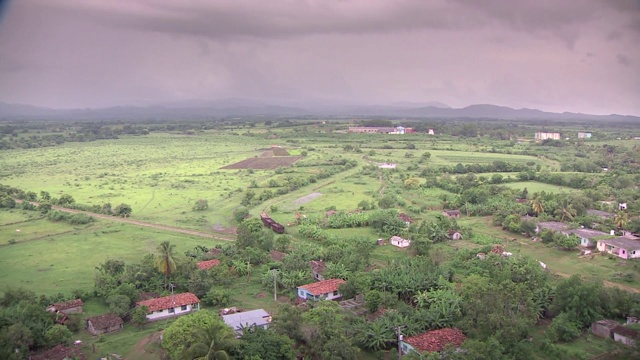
[378,163,397,169]
[619,203,628,210]
[136,292,200,321]
[449,230,463,240]
[613,325,640,346]
[309,260,327,281]
[389,236,411,248]
[535,221,571,234]
[564,228,608,248]
[30,344,86,360]
[86,313,123,336]
[269,250,287,262]
[297,278,346,301]
[197,259,220,270]
[47,299,83,315]
[222,308,272,336]
[400,328,466,355]
[442,210,460,219]
[586,209,614,219]
[592,319,619,338]
[597,237,640,259]
[398,213,413,227]
[428,129,435,135]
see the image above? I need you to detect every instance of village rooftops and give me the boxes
[600,237,640,250]
[298,279,346,296]
[137,292,200,312]
[222,308,272,332]
[85,313,123,331]
[48,298,83,312]
[30,344,86,360]
[587,209,614,218]
[565,228,609,239]
[537,221,571,231]
[404,328,466,352]
[197,259,221,270]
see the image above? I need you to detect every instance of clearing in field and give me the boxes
[222,151,302,169]
[292,192,322,206]
[504,181,577,194]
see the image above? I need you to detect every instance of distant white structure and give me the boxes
[389,236,411,248]
[378,163,397,169]
[578,132,592,139]
[619,203,628,210]
[535,132,561,141]
[428,129,435,135]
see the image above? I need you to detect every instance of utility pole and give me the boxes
[272,269,278,302]
[394,325,404,360]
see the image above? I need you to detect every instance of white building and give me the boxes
[297,279,346,301]
[535,132,561,141]
[578,132,592,139]
[389,236,411,248]
[222,309,272,336]
[136,293,200,321]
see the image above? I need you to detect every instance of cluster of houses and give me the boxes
[534,131,593,141]
[592,318,640,347]
[530,215,640,259]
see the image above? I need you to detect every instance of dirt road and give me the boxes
[15,200,236,242]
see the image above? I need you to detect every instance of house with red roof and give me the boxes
[297,278,346,301]
[197,259,221,270]
[136,292,200,321]
[400,328,466,355]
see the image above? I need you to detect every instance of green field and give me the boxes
[504,181,578,194]
[0,215,223,295]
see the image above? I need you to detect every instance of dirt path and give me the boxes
[552,271,640,293]
[126,331,164,360]
[15,200,236,242]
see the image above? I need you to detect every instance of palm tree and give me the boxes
[554,199,576,222]
[155,241,177,288]
[183,321,237,360]
[614,210,629,230]
[530,198,544,215]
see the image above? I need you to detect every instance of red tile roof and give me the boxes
[30,344,86,360]
[309,260,327,274]
[404,328,466,352]
[197,259,221,270]
[136,292,200,312]
[86,313,123,330]
[298,279,346,296]
[50,298,83,311]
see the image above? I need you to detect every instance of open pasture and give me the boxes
[504,181,578,194]
[0,218,224,296]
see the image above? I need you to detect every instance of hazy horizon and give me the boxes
[1,0,639,116]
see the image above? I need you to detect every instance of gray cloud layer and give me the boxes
[0,0,639,115]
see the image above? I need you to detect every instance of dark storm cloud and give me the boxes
[617,54,633,67]
[0,0,639,115]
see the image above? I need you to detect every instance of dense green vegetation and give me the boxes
[1,117,639,359]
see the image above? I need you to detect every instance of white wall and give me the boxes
[145,304,195,321]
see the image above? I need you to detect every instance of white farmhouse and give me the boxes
[136,292,200,321]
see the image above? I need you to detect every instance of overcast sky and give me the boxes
[1,0,639,115]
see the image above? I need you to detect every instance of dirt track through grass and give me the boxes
[15,200,236,242]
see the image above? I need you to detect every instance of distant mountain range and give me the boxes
[1,99,638,122]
